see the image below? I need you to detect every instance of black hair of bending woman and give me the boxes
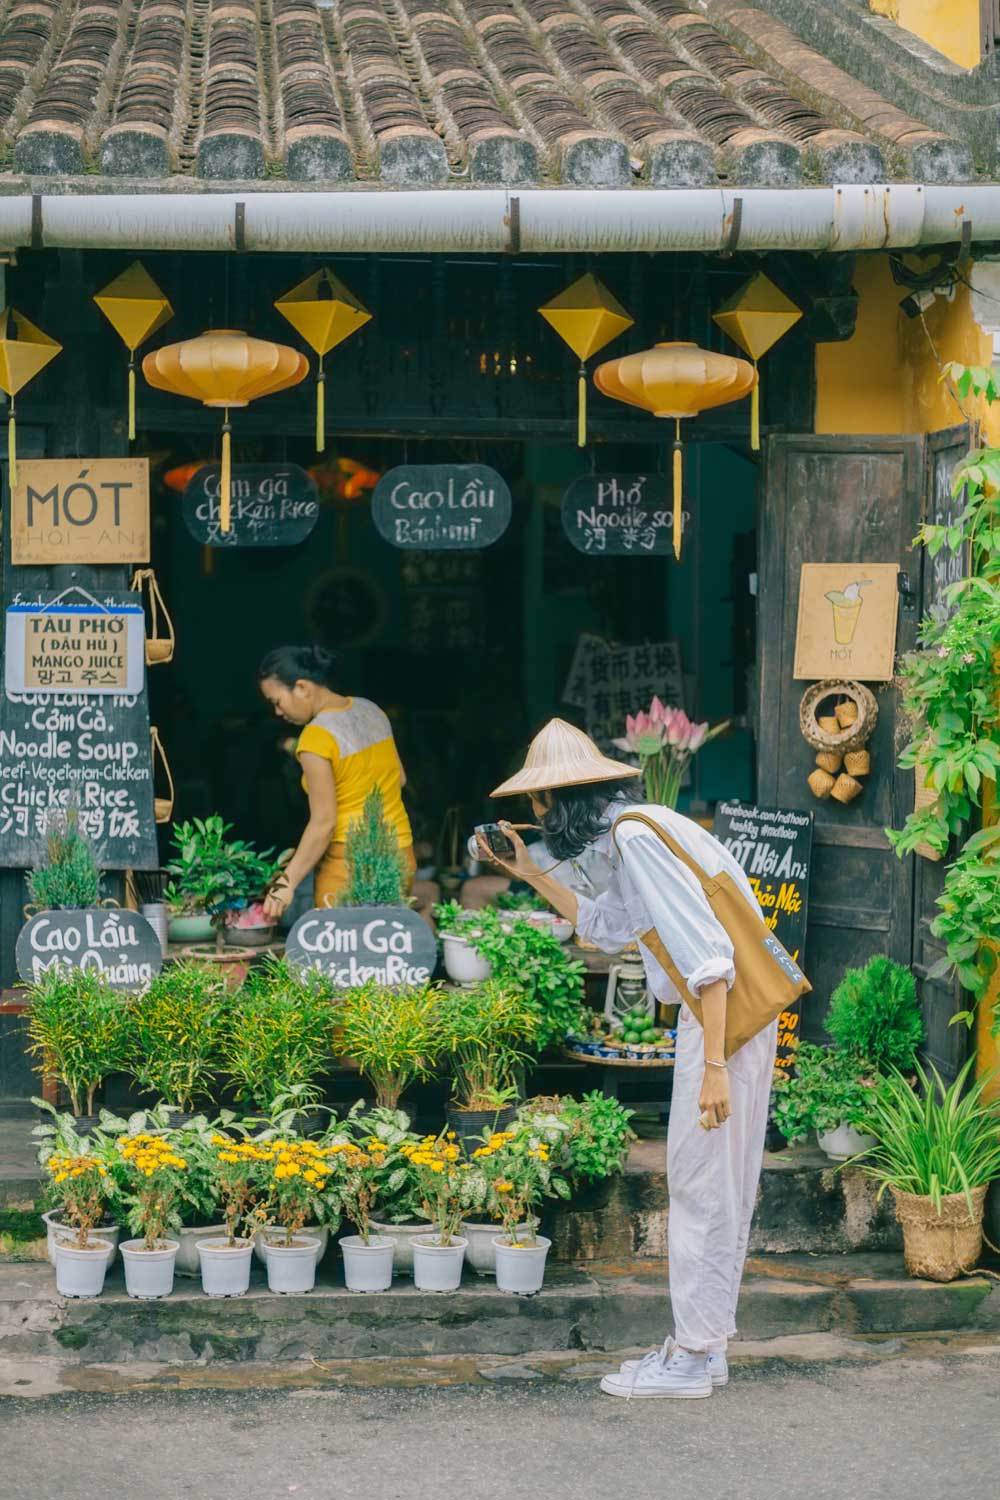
[257,644,339,691]
[539,778,645,862]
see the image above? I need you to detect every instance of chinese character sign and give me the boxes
[561,473,676,557]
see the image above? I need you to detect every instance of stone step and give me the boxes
[2,1254,996,1366]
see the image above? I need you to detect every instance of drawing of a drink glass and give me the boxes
[824,578,871,645]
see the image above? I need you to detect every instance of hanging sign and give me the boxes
[182,464,320,547]
[4,591,145,697]
[16,908,163,989]
[712,801,813,1075]
[561,473,675,556]
[563,634,684,755]
[11,459,150,565]
[285,906,437,987]
[793,563,900,682]
[372,465,512,550]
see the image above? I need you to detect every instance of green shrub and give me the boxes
[825,957,924,1073]
[340,788,404,907]
[27,807,100,909]
[518,1093,635,1182]
[463,912,586,1050]
[772,1042,877,1144]
[25,970,130,1116]
[438,981,538,1110]
[222,959,334,1111]
[127,965,228,1110]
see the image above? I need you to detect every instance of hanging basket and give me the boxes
[151,725,175,824]
[131,568,175,665]
[799,680,878,755]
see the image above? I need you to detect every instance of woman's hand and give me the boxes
[699,1065,731,1130]
[476,822,538,883]
[262,877,293,923]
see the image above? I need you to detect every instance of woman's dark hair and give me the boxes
[257,644,338,691]
[539,778,644,862]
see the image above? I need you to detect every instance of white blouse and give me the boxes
[574,802,760,1004]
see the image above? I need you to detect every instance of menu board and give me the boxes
[182,464,320,547]
[16,908,163,989]
[712,801,813,1074]
[561,473,675,556]
[372,465,511,550]
[286,906,437,986]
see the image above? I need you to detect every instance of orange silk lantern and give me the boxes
[143,330,308,533]
[593,342,756,560]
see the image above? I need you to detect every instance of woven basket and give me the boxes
[891,1185,987,1282]
[800,680,878,754]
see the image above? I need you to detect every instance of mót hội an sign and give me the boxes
[182,464,320,547]
[372,465,511,549]
[11,459,150,565]
[285,906,437,987]
[16,908,163,989]
[561,473,675,556]
[4,589,145,697]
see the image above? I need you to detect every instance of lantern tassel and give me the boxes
[672,419,683,562]
[7,398,16,491]
[577,362,587,448]
[128,356,136,444]
[220,412,232,535]
[316,361,326,454]
[751,361,760,452]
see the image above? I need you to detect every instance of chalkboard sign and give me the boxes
[372,465,512,550]
[562,474,674,556]
[183,465,320,547]
[0,590,158,871]
[712,801,814,1074]
[16,908,163,989]
[285,906,437,986]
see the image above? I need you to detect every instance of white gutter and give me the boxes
[0,184,997,253]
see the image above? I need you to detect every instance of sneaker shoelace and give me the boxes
[626,1339,675,1401]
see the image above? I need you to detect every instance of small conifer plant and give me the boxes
[340,788,405,907]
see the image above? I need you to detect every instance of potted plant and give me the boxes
[519,1092,635,1209]
[438,981,537,1152]
[26,970,131,1126]
[166,1110,243,1276]
[25,806,101,912]
[360,1107,434,1276]
[116,1131,188,1298]
[255,1136,338,1293]
[221,960,333,1116]
[45,1150,114,1297]
[32,1104,126,1264]
[463,911,587,1052]
[339,787,406,906]
[336,1141,396,1293]
[474,1126,569,1296]
[164,815,283,945]
[855,1058,1000,1282]
[127,965,227,1117]
[772,1042,878,1160]
[435,900,494,985]
[337,981,444,1112]
[825,957,925,1074]
[196,1135,271,1297]
[401,1132,468,1292]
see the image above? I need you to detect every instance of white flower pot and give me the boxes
[442,934,492,985]
[263,1236,321,1294]
[43,1211,119,1268]
[120,1239,179,1300]
[369,1219,434,1276]
[493,1235,551,1296]
[340,1234,394,1293]
[461,1221,532,1277]
[197,1237,254,1297]
[412,1235,467,1292]
[54,1238,113,1298]
[254,1226,329,1266]
[175,1223,227,1277]
[817,1123,877,1161]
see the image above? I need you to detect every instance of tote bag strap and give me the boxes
[611,810,720,895]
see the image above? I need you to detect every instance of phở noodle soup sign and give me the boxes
[561,473,674,556]
[285,907,437,986]
[4,592,145,696]
[372,465,511,550]
[16,908,163,989]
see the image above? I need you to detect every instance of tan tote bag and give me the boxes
[612,811,811,1058]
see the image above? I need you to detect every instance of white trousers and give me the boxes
[666,1005,778,1353]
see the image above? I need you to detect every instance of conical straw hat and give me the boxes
[491,718,642,798]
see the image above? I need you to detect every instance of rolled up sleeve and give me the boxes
[620,833,735,999]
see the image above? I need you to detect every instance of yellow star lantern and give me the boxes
[594,342,756,560]
[0,308,61,487]
[712,273,801,451]
[143,330,308,533]
[538,273,633,447]
[275,268,371,453]
[94,262,173,444]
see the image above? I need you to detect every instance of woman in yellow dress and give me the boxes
[257,644,414,919]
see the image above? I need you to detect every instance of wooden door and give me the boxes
[758,435,925,1040]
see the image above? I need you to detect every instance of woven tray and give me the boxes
[563,1046,675,1069]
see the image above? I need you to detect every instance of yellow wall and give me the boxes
[815,253,1000,445]
[868,0,982,68]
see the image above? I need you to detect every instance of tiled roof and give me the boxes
[0,0,974,187]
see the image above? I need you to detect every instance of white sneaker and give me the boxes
[600,1340,712,1400]
[618,1346,728,1387]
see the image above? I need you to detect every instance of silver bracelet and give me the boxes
[705,1059,728,1070]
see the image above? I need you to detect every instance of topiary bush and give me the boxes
[825,956,924,1074]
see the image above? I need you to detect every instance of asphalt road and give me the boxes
[3,1347,999,1500]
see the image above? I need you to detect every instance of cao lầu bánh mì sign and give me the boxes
[10,460,150,565]
[4,592,145,697]
[372,465,512,549]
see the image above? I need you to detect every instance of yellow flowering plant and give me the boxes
[45,1152,111,1248]
[399,1132,466,1246]
[329,1139,392,1244]
[209,1134,274,1246]
[254,1138,341,1247]
[472,1125,570,1247]
[117,1133,189,1249]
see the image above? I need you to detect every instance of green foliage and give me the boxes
[25,970,130,1116]
[518,1092,635,1182]
[933,828,1000,1020]
[771,1043,876,1144]
[495,889,547,913]
[221,959,334,1111]
[164,815,282,916]
[27,807,101,909]
[337,981,445,1109]
[127,965,228,1110]
[339,788,404,907]
[462,911,587,1050]
[438,981,538,1110]
[855,1057,1000,1215]
[825,957,925,1073]
[342,1105,428,1224]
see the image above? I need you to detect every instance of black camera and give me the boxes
[474,822,515,859]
